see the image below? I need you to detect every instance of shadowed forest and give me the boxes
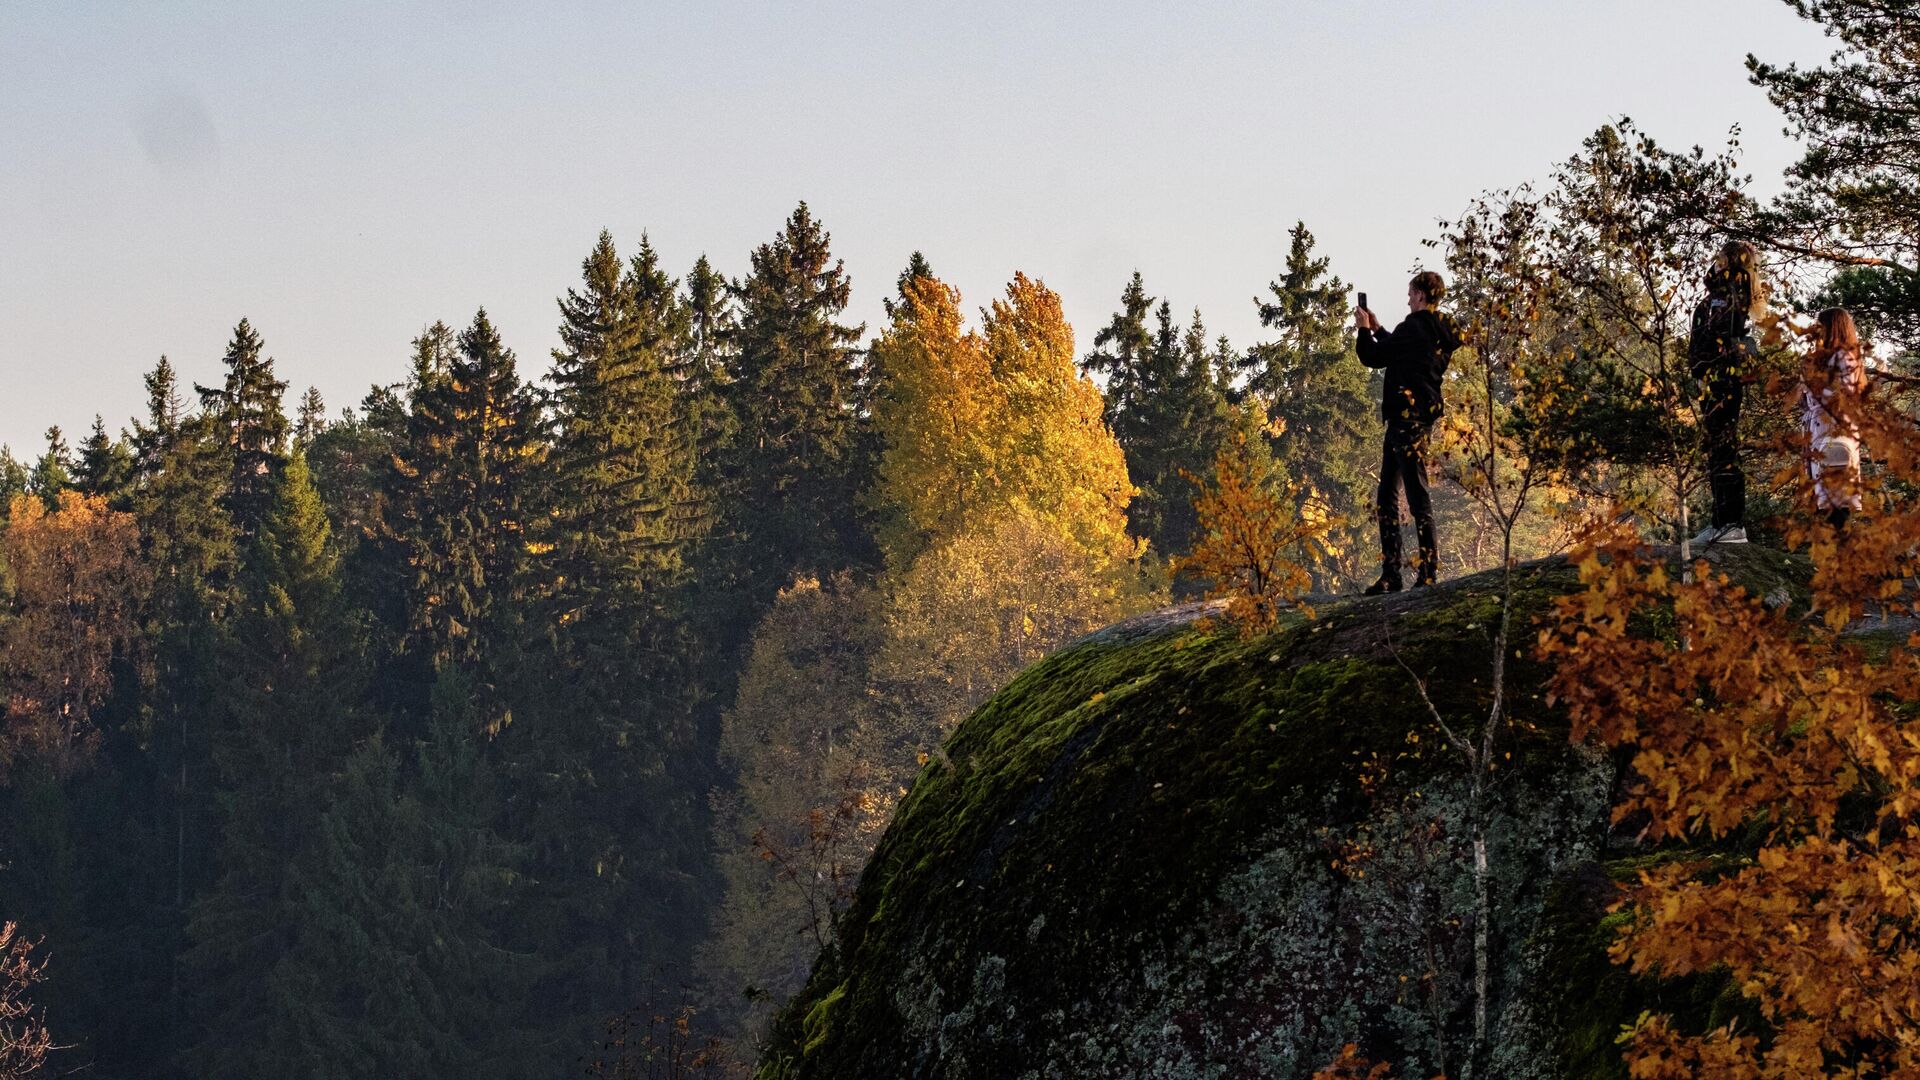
[3,2,1920,1077]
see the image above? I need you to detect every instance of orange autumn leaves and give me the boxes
[868,271,1138,573]
[1,493,146,781]
[1539,372,1920,1076]
[1176,427,1330,632]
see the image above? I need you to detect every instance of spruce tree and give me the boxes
[128,357,238,1035]
[1245,223,1380,585]
[0,449,26,520]
[181,453,367,1080]
[267,679,527,1077]
[1128,303,1236,563]
[722,203,871,607]
[196,318,290,541]
[545,236,704,622]
[382,313,542,730]
[28,427,71,504]
[685,254,735,389]
[1083,276,1234,562]
[1082,271,1155,431]
[499,232,721,1053]
[682,255,740,505]
[75,416,134,507]
[293,386,327,450]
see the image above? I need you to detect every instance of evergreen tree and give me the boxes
[682,255,740,506]
[379,313,542,735]
[28,427,71,504]
[196,318,290,541]
[1245,223,1380,586]
[388,313,541,671]
[545,236,704,623]
[722,203,871,607]
[685,254,735,387]
[0,449,26,520]
[132,357,238,606]
[126,354,238,1065]
[1123,301,1235,562]
[75,416,134,507]
[1082,271,1155,431]
[1751,0,1920,352]
[882,251,936,320]
[494,233,722,1054]
[1082,275,1235,563]
[181,454,367,1079]
[293,386,327,450]
[267,677,527,1077]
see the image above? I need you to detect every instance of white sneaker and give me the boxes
[1690,524,1747,547]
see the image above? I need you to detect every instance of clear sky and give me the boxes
[0,1,1836,454]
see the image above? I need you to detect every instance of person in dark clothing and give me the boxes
[1355,270,1463,594]
[1686,240,1765,547]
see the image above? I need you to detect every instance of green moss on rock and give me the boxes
[759,547,1809,1079]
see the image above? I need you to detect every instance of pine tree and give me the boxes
[1246,223,1380,586]
[1750,0,1920,351]
[196,318,290,542]
[722,203,871,607]
[181,453,368,1079]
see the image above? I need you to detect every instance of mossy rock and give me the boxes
[759,546,1806,1080]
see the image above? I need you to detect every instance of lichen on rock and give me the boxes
[759,547,1808,1080]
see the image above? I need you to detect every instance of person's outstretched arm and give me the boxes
[1358,316,1429,371]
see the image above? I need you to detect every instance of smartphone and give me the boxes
[1358,291,1368,312]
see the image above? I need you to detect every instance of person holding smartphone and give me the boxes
[1354,271,1462,594]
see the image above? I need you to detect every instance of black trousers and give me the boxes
[1702,374,1744,528]
[1377,420,1437,581]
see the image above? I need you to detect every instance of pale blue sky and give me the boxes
[1,1,1834,454]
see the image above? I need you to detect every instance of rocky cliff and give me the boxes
[760,547,1809,1079]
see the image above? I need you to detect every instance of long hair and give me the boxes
[1814,307,1861,360]
[1714,240,1768,326]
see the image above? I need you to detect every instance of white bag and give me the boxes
[1818,434,1860,472]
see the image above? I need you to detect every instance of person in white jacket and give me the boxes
[1802,307,1867,531]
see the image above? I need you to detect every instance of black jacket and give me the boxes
[1687,297,1758,382]
[1357,308,1461,425]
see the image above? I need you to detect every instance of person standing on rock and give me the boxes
[1687,240,1767,547]
[1801,307,1867,532]
[1355,270,1462,595]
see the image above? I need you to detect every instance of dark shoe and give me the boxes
[1414,551,1437,588]
[1363,575,1403,596]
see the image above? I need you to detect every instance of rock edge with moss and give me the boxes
[760,547,1808,1079]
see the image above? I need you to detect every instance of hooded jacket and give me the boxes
[1356,308,1461,425]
